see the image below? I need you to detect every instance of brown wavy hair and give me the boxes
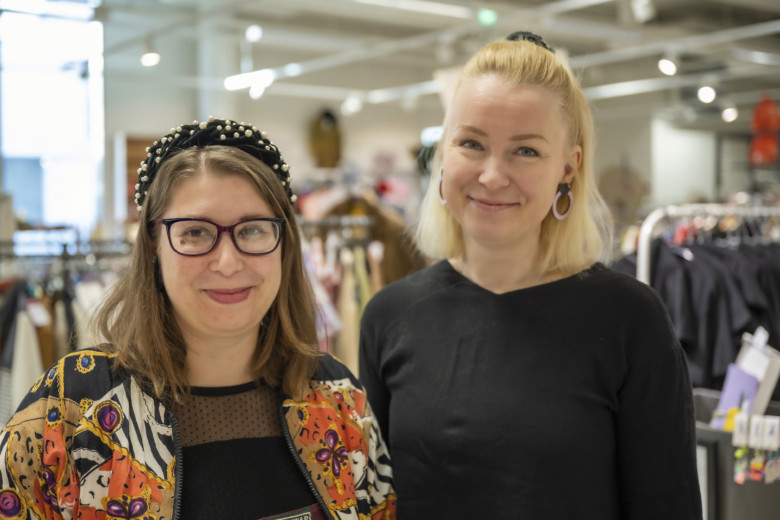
[91,146,319,401]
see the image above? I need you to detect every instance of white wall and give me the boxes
[650,118,717,206]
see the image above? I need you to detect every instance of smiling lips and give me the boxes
[204,287,252,304]
[469,196,519,211]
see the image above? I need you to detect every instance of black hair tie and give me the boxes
[506,31,555,53]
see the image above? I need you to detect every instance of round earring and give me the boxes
[438,170,447,206]
[552,183,573,220]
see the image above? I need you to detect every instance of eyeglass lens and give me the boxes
[168,219,281,255]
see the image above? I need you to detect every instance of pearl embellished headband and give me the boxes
[134,116,296,212]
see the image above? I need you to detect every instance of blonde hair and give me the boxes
[92,146,319,401]
[416,38,613,274]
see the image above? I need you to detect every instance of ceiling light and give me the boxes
[354,0,472,19]
[630,0,656,24]
[477,8,498,26]
[697,85,716,104]
[245,25,263,43]
[284,63,303,77]
[225,68,276,91]
[341,95,363,116]
[249,83,266,100]
[141,39,160,67]
[420,126,443,146]
[721,105,738,123]
[657,56,677,76]
[0,0,94,19]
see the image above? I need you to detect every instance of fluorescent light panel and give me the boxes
[354,0,472,19]
[0,0,94,19]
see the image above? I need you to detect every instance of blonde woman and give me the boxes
[360,32,701,519]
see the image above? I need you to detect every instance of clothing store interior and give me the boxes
[1,0,780,518]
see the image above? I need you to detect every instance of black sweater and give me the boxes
[360,260,702,520]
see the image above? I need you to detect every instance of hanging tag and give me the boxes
[26,299,52,327]
[749,450,767,481]
[733,412,750,446]
[749,415,766,449]
[734,447,749,485]
[763,416,780,452]
[765,452,780,484]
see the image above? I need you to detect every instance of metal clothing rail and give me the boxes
[636,203,780,285]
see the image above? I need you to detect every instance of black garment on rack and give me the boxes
[0,281,29,369]
[614,238,780,396]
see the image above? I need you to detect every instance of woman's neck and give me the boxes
[452,238,557,294]
[183,332,258,387]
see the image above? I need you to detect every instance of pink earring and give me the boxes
[438,170,447,206]
[552,183,573,220]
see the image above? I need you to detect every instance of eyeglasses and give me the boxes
[155,218,285,256]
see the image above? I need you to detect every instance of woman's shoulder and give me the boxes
[30,347,125,400]
[363,260,455,315]
[575,263,671,319]
[313,352,361,387]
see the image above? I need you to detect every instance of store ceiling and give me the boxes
[61,0,780,131]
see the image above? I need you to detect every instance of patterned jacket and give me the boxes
[0,349,396,520]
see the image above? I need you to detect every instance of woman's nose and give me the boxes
[209,232,244,275]
[478,157,511,190]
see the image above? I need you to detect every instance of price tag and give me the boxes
[733,412,749,447]
[750,415,766,449]
[26,299,52,327]
[763,416,780,451]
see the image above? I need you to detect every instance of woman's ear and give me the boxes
[563,145,582,184]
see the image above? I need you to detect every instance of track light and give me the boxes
[341,94,363,116]
[141,38,160,67]
[630,0,656,24]
[245,25,263,43]
[657,55,678,76]
[697,85,716,104]
[721,104,739,123]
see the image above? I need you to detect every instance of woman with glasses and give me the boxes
[0,117,396,520]
[359,33,702,518]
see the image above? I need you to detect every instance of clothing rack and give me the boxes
[636,203,780,284]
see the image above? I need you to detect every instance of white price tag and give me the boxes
[749,415,765,449]
[26,300,52,327]
[738,347,770,381]
[763,416,780,451]
[733,412,750,446]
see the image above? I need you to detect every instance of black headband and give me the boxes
[134,116,294,212]
[506,31,555,53]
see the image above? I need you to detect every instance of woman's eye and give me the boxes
[239,225,263,237]
[184,226,210,238]
[459,139,482,150]
[516,147,538,157]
